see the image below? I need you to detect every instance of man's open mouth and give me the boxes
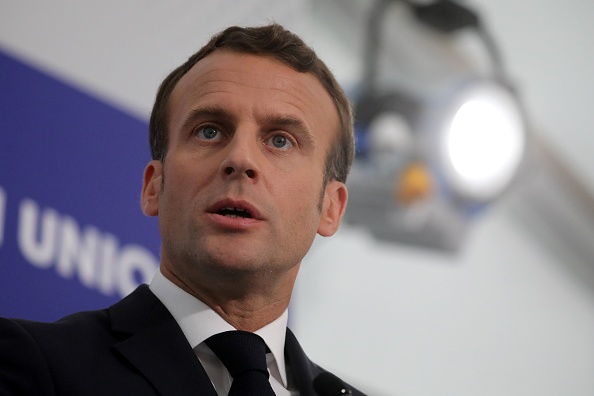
[217,207,253,219]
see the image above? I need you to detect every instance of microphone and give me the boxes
[313,372,353,395]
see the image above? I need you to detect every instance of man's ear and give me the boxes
[317,180,348,237]
[141,160,163,217]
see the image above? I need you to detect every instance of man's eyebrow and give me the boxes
[179,106,234,131]
[262,114,315,147]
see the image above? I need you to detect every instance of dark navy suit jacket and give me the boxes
[0,285,364,395]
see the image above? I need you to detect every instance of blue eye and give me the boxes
[269,134,293,149]
[196,125,221,140]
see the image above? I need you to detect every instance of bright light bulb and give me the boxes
[442,84,525,200]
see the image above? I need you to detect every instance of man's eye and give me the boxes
[268,134,293,150]
[196,125,221,141]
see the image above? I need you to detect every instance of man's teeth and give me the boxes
[220,207,251,218]
[225,207,246,212]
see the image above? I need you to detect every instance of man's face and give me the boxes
[142,50,347,286]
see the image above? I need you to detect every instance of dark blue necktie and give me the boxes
[205,330,276,396]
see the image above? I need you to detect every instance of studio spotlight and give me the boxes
[346,0,528,251]
[437,80,525,201]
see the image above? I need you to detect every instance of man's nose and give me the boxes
[219,132,260,182]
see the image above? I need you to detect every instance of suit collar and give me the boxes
[109,285,217,396]
[149,270,291,387]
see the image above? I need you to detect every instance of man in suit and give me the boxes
[0,24,364,395]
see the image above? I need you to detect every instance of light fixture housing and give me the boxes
[345,0,529,251]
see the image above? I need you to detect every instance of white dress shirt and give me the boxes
[149,270,298,396]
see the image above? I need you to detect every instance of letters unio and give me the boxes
[17,197,158,297]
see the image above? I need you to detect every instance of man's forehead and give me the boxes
[177,49,317,95]
[169,49,339,132]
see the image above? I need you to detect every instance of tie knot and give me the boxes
[205,330,270,379]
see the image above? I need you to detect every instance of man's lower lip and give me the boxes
[206,213,262,228]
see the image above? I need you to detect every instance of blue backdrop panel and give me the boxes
[0,49,160,322]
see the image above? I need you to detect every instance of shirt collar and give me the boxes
[149,269,289,386]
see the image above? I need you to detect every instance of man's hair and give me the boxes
[149,23,354,184]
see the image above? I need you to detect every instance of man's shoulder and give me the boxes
[0,285,174,395]
[0,308,113,395]
[0,284,157,346]
[0,306,112,353]
[8,305,109,328]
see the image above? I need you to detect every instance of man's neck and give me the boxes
[160,264,298,332]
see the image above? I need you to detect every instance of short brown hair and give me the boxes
[149,23,354,183]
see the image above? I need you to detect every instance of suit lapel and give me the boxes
[284,328,324,396]
[109,285,217,396]
[285,328,366,396]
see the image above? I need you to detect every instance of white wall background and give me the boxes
[1,1,593,395]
